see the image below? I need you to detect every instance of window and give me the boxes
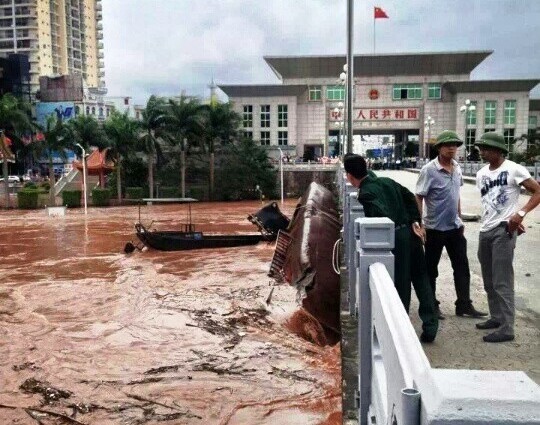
[99,107,103,117]
[529,115,538,129]
[466,129,476,153]
[503,129,515,147]
[243,131,253,140]
[484,101,496,126]
[260,131,270,146]
[278,131,288,146]
[309,86,322,101]
[75,105,80,116]
[483,128,496,134]
[327,85,345,101]
[466,101,477,125]
[91,106,95,115]
[106,108,110,117]
[260,105,270,128]
[86,106,90,115]
[278,104,288,127]
[243,105,253,128]
[428,83,441,99]
[392,84,422,100]
[504,100,516,125]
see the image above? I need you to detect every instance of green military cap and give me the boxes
[474,132,508,153]
[434,130,463,147]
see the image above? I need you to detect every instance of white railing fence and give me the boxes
[337,167,540,425]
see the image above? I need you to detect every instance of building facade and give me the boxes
[0,0,104,94]
[219,51,539,160]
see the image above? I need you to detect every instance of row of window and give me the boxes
[530,115,538,128]
[242,130,288,146]
[464,128,516,150]
[243,104,288,128]
[465,100,516,126]
[307,83,443,101]
[74,105,111,118]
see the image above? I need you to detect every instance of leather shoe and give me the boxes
[456,304,488,318]
[475,319,501,330]
[436,306,445,320]
[483,332,514,343]
[420,332,436,343]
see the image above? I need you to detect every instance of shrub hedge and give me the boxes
[126,187,144,199]
[62,190,82,208]
[18,189,40,209]
[160,186,179,198]
[92,188,111,206]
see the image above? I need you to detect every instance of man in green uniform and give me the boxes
[344,154,438,342]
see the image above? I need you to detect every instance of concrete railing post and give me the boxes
[355,217,395,425]
[347,193,364,316]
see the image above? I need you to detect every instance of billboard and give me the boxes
[36,102,75,127]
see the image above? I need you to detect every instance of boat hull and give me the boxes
[136,225,264,251]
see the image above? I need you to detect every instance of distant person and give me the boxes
[415,131,487,320]
[344,154,439,342]
[474,132,540,343]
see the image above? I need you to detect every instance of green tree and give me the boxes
[0,94,34,208]
[215,138,277,201]
[67,114,107,151]
[104,112,140,203]
[33,116,72,206]
[163,96,204,197]
[139,95,167,198]
[201,102,241,199]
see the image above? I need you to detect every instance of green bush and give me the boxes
[39,181,50,192]
[23,182,37,189]
[187,186,206,201]
[126,187,144,199]
[92,188,111,206]
[160,186,179,198]
[62,190,82,208]
[18,189,40,209]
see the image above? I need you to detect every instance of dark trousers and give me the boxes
[425,227,471,308]
[393,227,438,339]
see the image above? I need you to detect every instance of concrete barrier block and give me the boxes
[355,217,395,250]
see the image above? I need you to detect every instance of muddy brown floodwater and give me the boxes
[0,201,341,425]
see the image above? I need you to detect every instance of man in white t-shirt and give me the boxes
[474,132,540,343]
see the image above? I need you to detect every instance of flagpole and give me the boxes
[373,15,376,54]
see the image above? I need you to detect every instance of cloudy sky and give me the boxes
[102,0,540,104]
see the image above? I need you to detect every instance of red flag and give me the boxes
[374,6,389,19]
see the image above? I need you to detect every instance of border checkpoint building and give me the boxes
[219,50,540,161]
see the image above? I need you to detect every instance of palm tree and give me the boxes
[0,94,33,208]
[67,114,107,151]
[201,102,241,199]
[164,96,204,197]
[33,116,72,206]
[104,112,139,203]
[139,96,167,198]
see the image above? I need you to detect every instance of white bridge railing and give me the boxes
[338,169,540,425]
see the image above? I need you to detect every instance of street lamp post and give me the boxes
[277,147,284,207]
[460,99,476,176]
[333,101,344,156]
[424,116,435,161]
[75,143,87,215]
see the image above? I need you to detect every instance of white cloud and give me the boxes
[102,0,540,104]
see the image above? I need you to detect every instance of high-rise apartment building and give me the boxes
[0,0,104,94]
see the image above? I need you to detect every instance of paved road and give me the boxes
[376,170,540,383]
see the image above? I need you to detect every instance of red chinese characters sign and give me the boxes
[330,107,420,121]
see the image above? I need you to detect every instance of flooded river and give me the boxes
[0,201,340,424]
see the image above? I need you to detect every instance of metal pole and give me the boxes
[76,143,87,215]
[346,0,354,154]
[464,110,468,176]
[401,388,421,425]
[278,147,284,207]
[427,125,431,160]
